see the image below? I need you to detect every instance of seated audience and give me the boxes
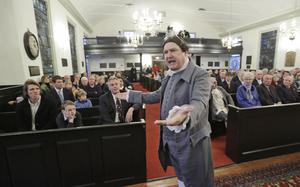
[99,76,140,124]
[63,75,71,83]
[252,70,263,87]
[97,75,109,93]
[115,72,133,90]
[257,74,281,105]
[73,73,81,89]
[216,70,230,92]
[56,100,83,128]
[277,75,300,104]
[80,76,88,89]
[47,75,75,110]
[230,70,243,93]
[294,72,300,93]
[74,89,92,108]
[16,79,57,131]
[236,72,261,108]
[209,77,234,122]
[40,74,51,94]
[85,75,103,98]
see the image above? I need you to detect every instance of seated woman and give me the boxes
[236,72,261,108]
[277,75,300,104]
[209,77,234,122]
[74,89,92,108]
[56,100,83,128]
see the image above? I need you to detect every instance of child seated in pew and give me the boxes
[56,100,83,128]
[74,89,92,108]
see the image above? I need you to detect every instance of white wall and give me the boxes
[88,54,141,72]
[232,16,300,70]
[191,54,230,69]
[48,0,89,76]
[0,0,44,85]
[0,0,90,85]
[90,13,220,39]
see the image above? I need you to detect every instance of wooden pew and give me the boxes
[0,112,17,133]
[77,106,100,126]
[89,97,99,106]
[226,103,300,163]
[0,122,146,187]
[0,85,23,112]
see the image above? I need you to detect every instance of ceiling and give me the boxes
[70,0,299,34]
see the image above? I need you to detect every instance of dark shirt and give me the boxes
[56,111,83,128]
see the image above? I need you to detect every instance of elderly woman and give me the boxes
[236,71,261,108]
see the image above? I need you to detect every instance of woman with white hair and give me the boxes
[236,71,261,108]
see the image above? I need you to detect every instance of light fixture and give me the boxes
[279,0,300,40]
[221,0,242,50]
[132,8,162,34]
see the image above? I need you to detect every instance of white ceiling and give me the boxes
[70,0,299,34]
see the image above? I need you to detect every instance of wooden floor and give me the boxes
[127,151,300,187]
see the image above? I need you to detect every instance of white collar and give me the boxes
[28,96,41,105]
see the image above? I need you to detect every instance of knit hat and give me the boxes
[162,35,189,52]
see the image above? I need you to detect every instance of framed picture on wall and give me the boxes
[259,30,277,70]
[127,63,133,67]
[28,66,40,76]
[214,61,220,67]
[109,63,116,68]
[62,58,68,67]
[100,63,107,68]
[208,61,213,67]
[285,51,296,67]
[135,63,141,67]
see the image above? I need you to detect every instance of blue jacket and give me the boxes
[236,84,261,108]
[75,99,92,108]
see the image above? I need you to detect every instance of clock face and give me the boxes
[24,31,39,60]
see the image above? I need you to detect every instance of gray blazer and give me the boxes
[128,61,212,170]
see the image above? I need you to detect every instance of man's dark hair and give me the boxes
[52,75,63,83]
[162,35,189,52]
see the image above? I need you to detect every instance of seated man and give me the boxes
[236,72,261,108]
[99,76,140,124]
[209,77,235,122]
[56,100,83,128]
[252,70,263,87]
[257,74,281,105]
[47,75,75,110]
[277,75,300,104]
[216,69,230,92]
[16,79,57,131]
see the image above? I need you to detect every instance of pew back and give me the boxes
[226,104,300,163]
[0,122,146,187]
[0,85,23,112]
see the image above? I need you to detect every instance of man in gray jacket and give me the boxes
[117,36,213,187]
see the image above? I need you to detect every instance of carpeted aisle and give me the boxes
[133,83,233,179]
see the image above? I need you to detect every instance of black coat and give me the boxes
[216,77,230,92]
[98,92,140,124]
[229,76,242,93]
[276,85,300,104]
[47,88,75,109]
[16,96,58,131]
[56,112,83,128]
[257,84,281,105]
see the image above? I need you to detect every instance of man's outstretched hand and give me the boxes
[155,105,194,126]
[115,92,128,100]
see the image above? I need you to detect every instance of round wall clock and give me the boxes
[23,30,39,60]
